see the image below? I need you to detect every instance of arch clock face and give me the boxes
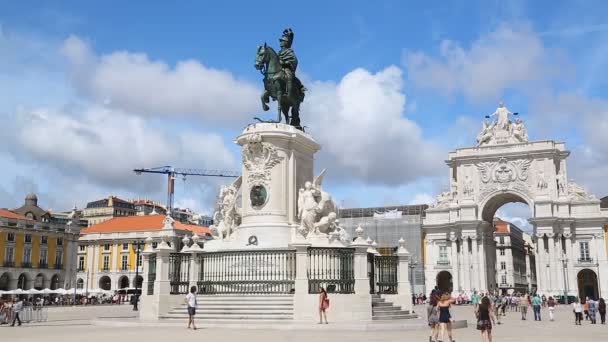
[250,185,268,209]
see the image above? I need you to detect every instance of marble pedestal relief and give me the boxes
[423,103,608,297]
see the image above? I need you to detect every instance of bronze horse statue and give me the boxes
[254,43,305,129]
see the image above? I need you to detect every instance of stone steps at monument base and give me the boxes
[162,295,294,321]
[371,295,417,321]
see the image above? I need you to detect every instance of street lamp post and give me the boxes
[133,240,143,311]
[560,256,569,304]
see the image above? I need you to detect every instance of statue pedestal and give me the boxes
[234,123,320,249]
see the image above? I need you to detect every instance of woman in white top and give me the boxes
[185,286,198,330]
[572,299,583,325]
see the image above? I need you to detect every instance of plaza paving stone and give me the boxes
[2,304,608,341]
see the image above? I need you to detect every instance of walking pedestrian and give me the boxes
[185,286,197,330]
[427,291,440,342]
[583,297,590,320]
[476,296,497,342]
[598,298,606,324]
[318,287,329,324]
[588,298,597,324]
[573,299,583,325]
[10,298,22,327]
[472,291,480,310]
[437,293,455,342]
[519,294,529,320]
[532,293,542,321]
[548,296,556,321]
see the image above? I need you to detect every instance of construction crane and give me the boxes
[133,166,240,214]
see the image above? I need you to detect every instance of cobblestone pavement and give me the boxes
[2,304,607,342]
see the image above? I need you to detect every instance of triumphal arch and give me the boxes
[423,103,608,298]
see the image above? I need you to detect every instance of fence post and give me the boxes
[188,234,203,292]
[396,238,412,311]
[139,234,173,320]
[348,225,369,295]
[291,241,311,321]
[291,242,311,294]
[140,237,154,298]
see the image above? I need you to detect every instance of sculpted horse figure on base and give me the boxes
[254,43,305,129]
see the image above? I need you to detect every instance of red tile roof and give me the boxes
[0,208,34,221]
[81,215,210,235]
[494,219,510,234]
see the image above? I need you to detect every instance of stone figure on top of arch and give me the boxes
[476,102,529,146]
[490,101,514,131]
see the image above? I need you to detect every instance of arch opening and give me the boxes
[118,276,130,289]
[99,276,111,291]
[436,271,453,293]
[34,273,46,290]
[0,272,10,291]
[77,278,84,289]
[577,269,599,300]
[481,192,530,223]
[50,274,61,290]
[17,273,31,290]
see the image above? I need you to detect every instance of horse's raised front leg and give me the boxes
[261,91,270,111]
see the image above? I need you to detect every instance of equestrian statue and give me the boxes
[254,28,306,129]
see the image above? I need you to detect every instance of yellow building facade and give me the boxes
[0,208,79,291]
[77,214,210,291]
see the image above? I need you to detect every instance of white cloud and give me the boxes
[529,92,608,197]
[5,106,236,189]
[403,24,569,101]
[61,36,260,123]
[409,193,434,205]
[304,66,444,185]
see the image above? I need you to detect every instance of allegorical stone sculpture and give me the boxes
[210,176,242,240]
[254,28,306,129]
[476,102,529,146]
[296,169,348,243]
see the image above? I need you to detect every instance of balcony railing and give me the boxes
[3,261,15,267]
[437,259,450,265]
[54,264,63,270]
[21,262,32,268]
[101,267,111,271]
[577,258,594,264]
[77,267,85,272]
[38,262,48,268]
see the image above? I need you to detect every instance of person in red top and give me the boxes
[319,287,329,324]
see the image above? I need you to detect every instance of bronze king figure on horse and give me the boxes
[254,28,306,130]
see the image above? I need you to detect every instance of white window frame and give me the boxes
[121,255,129,270]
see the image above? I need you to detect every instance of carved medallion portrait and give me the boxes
[250,185,268,209]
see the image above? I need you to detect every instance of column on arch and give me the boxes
[461,237,471,292]
[535,233,547,294]
[564,233,574,295]
[547,233,557,294]
[450,237,460,292]
[471,235,480,292]
[477,235,488,292]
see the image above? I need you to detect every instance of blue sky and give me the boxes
[1,1,608,226]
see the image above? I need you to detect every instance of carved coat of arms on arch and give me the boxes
[476,158,531,184]
[475,158,533,200]
[242,133,284,186]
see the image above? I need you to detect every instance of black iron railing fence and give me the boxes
[197,249,296,294]
[307,247,354,294]
[169,253,190,294]
[147,254,157,295]
[374,255,398,294]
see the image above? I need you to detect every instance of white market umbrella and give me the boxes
[27,289,42,295]
[12,289,24,295]
[56,288,68,295]
[41,288,55,294]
